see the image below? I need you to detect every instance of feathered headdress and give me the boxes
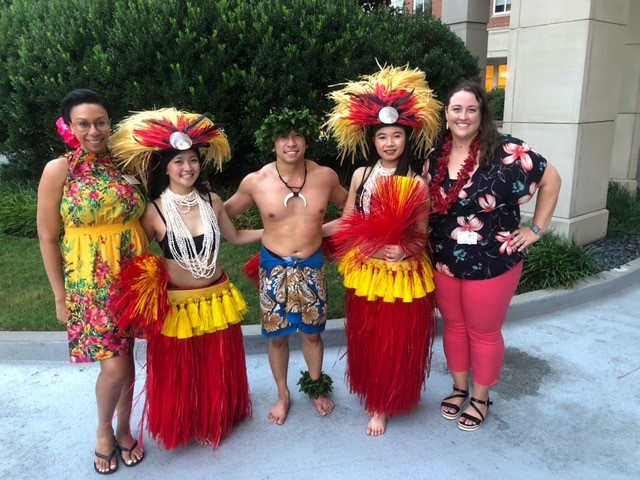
[324,65,442,163]
[109,108,231,186]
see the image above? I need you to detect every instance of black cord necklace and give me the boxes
[275,161,308,207]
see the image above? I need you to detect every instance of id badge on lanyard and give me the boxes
[457,231,478,245]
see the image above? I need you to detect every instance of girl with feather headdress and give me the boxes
[107,108,261,450]
[325,65,441,435]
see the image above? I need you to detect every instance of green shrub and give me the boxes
[606,182,640,239]
[487,87,505,121]
[0,180,37,237]
[230,206,264,230]
[518,230,602,293]
[0,0,478,183]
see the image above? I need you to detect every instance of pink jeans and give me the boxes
[434,262,523,387]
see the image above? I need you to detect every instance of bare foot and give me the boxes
[366,412,388,436]
[196,437,212,445]
[115,432,144,466]
[268,394,290,425]
[95,431,117,473]
[312,395,334,416]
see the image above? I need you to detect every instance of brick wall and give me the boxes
[432,0,442,18]
[488,0,511,29]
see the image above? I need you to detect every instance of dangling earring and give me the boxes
[446,121,450,130]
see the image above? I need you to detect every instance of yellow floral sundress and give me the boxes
[60,148,147,363]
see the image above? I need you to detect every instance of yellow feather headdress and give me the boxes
[108,108,231,186]
[324,65,442,163]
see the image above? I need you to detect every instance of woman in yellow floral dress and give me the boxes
[37,89,147,474]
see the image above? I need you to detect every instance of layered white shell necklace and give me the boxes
[361,160,396,214]
[160,187,220,278]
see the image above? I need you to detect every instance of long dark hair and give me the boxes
[60,89,113,123]
[444,81,500,169]
[364,123,414,177]
[147,149,209,201]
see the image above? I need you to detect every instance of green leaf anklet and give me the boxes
[297,370,333,400]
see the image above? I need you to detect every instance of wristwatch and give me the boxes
[530,224,543,236]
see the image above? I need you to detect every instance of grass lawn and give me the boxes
[0,233,346,331]
[0,233,61,331]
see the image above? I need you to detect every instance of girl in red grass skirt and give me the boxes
[108,109,261,449]
[325,66,442,435]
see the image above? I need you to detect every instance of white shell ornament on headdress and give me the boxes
[378,106,399,124]
[169,131,193,150]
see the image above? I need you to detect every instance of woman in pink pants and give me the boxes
[423,81,561,431]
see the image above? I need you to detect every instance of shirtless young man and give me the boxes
[225,108,348,425]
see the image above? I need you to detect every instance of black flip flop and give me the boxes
[115,439,144,467]
[93,448,118,475]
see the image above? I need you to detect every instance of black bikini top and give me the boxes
[152,194,216,260]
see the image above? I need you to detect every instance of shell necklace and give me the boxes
[361,160,396,214]
[160,188,220,278]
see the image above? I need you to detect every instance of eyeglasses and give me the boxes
[71,119,111,132]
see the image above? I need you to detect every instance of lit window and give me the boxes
[485,65,495,91]
[494,0,511,14]
[497,64,508,89]
[390,0,405,8]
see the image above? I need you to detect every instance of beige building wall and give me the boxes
[487,28,509,59]
[611,0,640,191]
[502,0,630,244]
[441,0,490,77]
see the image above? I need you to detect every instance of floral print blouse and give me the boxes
[423,134,547,280]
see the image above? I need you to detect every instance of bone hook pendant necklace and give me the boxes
[275,161,308,207]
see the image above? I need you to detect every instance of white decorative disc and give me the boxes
[169,131,193,150]
[378,106,399,124]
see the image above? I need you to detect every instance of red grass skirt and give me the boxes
[345,290,435,415]
[145,324,251,449]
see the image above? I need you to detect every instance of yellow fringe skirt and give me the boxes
[161,276,249,339]
[338,250,435,303]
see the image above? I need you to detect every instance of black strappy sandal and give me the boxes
[440,385,469,420]
[458,396,493,431]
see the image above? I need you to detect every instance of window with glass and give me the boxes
[414,0,432,15]
[485,65,496,91]
[485,64,508,91]
[497,64,508,89]
[494,0,511,14]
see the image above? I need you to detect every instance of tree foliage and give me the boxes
[0,0,479,183]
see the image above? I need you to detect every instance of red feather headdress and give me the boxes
[324,65,442,163]
[108,108,231,186]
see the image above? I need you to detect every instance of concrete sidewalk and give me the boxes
[1,260,639,479]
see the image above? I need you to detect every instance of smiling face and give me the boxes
[166,150,200,193]
[373,126,407,166]
[273,130,307,164]
[69,103,111,154]
[445,90,481,143]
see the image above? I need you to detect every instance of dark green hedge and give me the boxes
[487,87,505,121]
[0,0,478,183]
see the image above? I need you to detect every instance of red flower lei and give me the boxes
[429,135,480,215]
